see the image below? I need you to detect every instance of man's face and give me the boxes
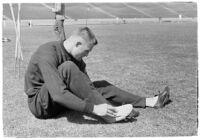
[71,39,94,61]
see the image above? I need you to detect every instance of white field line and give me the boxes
[41,3,52,10]
[123,3,153,18]
[41,3,72,19]
[86,3,118,18]
[157,3,182,16]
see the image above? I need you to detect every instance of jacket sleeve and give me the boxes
[38,55,94,113]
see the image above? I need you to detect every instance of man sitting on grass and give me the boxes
[24,27,170,123]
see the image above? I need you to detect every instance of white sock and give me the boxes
[146,96,159,107]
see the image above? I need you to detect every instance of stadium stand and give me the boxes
[3,2,197,26]
[3,2,197,20]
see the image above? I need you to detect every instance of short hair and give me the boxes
[72,27,98,46]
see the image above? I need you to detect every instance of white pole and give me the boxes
[17,3,22,78]
[18,3,23,60]
[9,4,18,59]
[9,4,18,76]
[9,3,23,78]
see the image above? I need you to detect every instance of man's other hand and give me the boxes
[93,104,118,117]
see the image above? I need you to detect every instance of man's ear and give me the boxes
[75,42,82,48]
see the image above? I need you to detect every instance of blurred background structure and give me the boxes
[2,2,197,26]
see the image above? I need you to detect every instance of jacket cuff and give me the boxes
[83,98,94,113]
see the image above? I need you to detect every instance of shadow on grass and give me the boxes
[65,111,103,124]
[51,110,103,124]
[48,99,172,125]
[51,110,138,124]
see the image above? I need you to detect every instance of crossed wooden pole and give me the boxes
[9,3,23,78]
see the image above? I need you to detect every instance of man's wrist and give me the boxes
[83,100,94,113]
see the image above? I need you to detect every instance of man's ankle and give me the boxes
[145,96,158,107]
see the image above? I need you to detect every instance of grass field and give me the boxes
[3,22,197,137]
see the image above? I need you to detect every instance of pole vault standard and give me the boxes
[9,3,23,78]
[41,3,70,19]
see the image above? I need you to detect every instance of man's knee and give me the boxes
[58,61,80,78]
[58,61,77,71]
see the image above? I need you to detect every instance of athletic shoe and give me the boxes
[154,86,170,109]
[102,104,133,123]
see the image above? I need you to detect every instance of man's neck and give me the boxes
[63,40,72,54]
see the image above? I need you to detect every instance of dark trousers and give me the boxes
[28,61,146,119]
[54,19,66,42]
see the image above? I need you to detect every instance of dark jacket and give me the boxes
[24,41,93,113]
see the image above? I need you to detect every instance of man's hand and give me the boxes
[93,103,118,117]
